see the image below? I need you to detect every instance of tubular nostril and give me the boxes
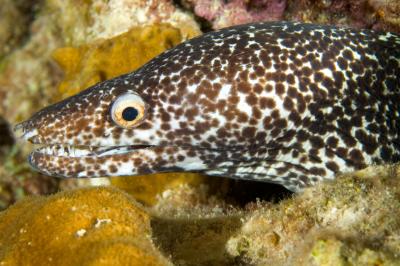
[13,122,38,141]
[13,123,25,139]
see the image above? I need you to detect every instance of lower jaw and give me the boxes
[27,145,187,178]
[28,145,226,178]
[28,149,154,178]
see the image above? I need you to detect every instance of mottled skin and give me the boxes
[15,22,400,191]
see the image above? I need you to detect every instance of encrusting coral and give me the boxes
[52,24,184,98]
[226,165,400,265]
[0,187,172,266]
[111,172,211,206]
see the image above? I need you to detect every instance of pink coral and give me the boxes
[190,0,287,29]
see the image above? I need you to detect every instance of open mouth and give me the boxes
[15,124,212,178]
[32,144,154,158]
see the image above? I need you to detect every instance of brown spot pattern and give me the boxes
[17,21,400,192]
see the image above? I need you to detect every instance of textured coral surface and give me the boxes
[53,23,184,98]
[111,172,209,205]
[0,187,172,265]
[226,165,400,265]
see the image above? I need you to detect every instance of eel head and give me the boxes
[13,73,250,179]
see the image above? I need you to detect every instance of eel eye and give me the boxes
[111,93,146,128]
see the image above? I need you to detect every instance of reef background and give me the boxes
[0,0,399,265]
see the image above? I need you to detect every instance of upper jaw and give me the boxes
[14,122,155,158]
[32,144,154,158]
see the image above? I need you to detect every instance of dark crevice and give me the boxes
[172,0,214,33]
[221,179,293,206]
[0,116,14,153]
[151,214,243,266]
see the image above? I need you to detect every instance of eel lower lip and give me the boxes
[32,144,154,158]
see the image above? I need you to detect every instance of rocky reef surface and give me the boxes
[0,0,399,265]
[0,166,399,265]
[226,166,400,265]
[180,0,400,31]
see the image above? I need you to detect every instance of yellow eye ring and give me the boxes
[110,93,147,128]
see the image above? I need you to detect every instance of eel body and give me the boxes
[15,21,400,191]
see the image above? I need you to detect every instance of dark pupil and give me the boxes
[122,107,138,121]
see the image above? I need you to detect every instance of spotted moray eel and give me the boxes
[15,21,400,192]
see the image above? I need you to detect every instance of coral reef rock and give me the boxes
[1,166,400,265]
[182,0,400,32]
[0,187,172,265]
[0,0,41,58]
[226,165,400,265]
[285,0,400,32]
[0,145,59,211]
[151,184,243,265]
[47,0,201,44]
[0,3,63,126]
[369,0,400,32]
[183,0,287,29]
